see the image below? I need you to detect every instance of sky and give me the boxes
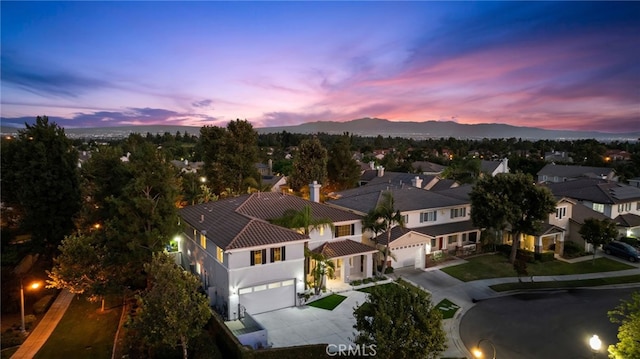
[1,1,639,133]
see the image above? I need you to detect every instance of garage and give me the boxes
[238,279,296,314]
[391,243,426,268]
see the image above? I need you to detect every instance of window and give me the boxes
[250,249,267,266]
[216,246,224,263]
[270,246,286,262]
[239,287,252,295]
[447,235,457,244]
[335,224,354,237]
[555,207,567,220]
[420,211,437,223]
[431,238,437,249]
[402,215,409,225]
[199,233,206,249]
[637,202,640,211]
[618,203,632,212]
[593,203,605,213]
[450,207,467,218]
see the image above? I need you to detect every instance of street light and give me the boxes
[472,338,497,359]
[20,278,41,333]
[589,334,602,358]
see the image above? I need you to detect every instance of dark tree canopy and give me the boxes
[608,291,640,359]
[470,173,556,263]
[353,279,446,359]
[580,218,619,263]
[327,134,360,191]
[8,116,82,251]
[289,138,328,192]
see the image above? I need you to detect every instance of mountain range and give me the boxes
[2,118,638,141]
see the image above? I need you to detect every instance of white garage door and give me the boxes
[391,243,426,268]
[239,279,296,314]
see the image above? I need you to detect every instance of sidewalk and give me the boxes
[11,289,75,359]
[395,253,640,359]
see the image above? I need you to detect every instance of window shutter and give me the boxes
[262,249,267,264]
[270,248,274,262]
[434,211,437,221]
[351,224,355,236]
[250,250,255,266]
[282,246,286,261]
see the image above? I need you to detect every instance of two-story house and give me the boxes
[537,164,617,183]
[177,189,375,320]
[327,182,480,269]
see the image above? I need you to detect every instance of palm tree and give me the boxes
[367,191,404,274]
[305,248,336,295]
[270,205,334,289]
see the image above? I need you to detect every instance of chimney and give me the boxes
[309,181,321,203]
[200,214,205,223]
[184,159,188,166]
[377,166,385,177]
[369,161,375,170]
[268,159,273,176]
[411,176,423,188]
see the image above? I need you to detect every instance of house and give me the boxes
[605,149,631,162]
[537,164,617,183]
[170,159,204,174]
[544,151,573,163]
[357,166,457,191]
[411,161,446,176]
[628,177,640,188]
[545,179,640,238]
[480,159,509,177]
[176,187,375,320]
[261,175,287,192]
[327,184,480,269]
[567,201,615,252]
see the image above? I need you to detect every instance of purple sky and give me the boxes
[1,2,639,132]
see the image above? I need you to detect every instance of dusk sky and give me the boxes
[1,1,639,132]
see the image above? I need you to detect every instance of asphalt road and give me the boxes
[459,288,639,359]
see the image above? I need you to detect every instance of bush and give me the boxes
[350,279,362,286]
[563,241,584,258]
[374,275,387,282]
[33,294,56,314]
[535,251,555,262]
[363,277,373,284]
[1,328,25,349]
[24,314,36,330]
[384,266,394,274]
[516,249,535,263]
[496,244,512,255]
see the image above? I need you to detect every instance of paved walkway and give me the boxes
[11,289,75,359]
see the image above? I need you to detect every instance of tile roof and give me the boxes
[311,239,377,258]
[615,214,640,228]
[546,179,640,204]
[179,192,361,250]
[569,203,610,225]
[412,161,446,173]
[374,220,479,245]
[537,164,614,178]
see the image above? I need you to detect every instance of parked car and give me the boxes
[619,236,640,250]
[603,241,640,262]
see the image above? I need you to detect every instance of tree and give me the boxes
[8,116,81,251]
[327,134,360,191]
[305,249,336,295]
[289,138,328,191]
[608,291,640,359]
[366,192,404,274]
[470,173,556,264]
[128,253,211,359]
[579,218,618,264]
[353,279,446,359]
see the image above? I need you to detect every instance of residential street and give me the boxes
[459,288,638,359]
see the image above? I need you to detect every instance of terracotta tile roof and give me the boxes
[375,220,479,245]
[311,239,377,258]
[179,192,361,250]
[615,214,640,228]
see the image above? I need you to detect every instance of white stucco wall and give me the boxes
[403,205,471,229]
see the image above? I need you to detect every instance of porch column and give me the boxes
[534,236,542,253]
[364,253,373,278]
[342,257,350,283]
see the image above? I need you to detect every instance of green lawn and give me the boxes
[441,254,635,282]
[307,294,347,310]
[434,299,460,319]
[357,283,395,293]
[34,296,121,359]
[490,274,640,292]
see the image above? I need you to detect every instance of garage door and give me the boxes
[391,243,425,268]
[239,279,296,314]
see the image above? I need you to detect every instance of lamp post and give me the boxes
[20,278,41,333]
[472,338,497,359]
[589,334,602,358]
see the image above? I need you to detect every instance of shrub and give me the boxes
[563,241,584,258]
[33,294,56,314]
[384,266,394,274]
[363,277,373,284]
[1,328,25,349]
[516,249,535,263]
[374,275,387,282]
[496,244,512,255]
[24,314,36,330]
[535,251,555,262]
[350,280,362,286]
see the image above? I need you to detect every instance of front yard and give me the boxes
[441,253,635,282]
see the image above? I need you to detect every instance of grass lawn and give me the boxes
[441,254,635,282]
[490,274,640,292]
[357,282,395,294]
[33,296,121,359]
[434,299,460,319]
[307,294,347,310]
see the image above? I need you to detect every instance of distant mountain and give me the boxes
[2,118,638,141]
[254,118,640,141]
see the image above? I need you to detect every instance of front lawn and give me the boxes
[490,274,640,292]
[307,294,347,310]
[357,283,395,294]
[434,299,460,319]
[441,254,635,282]
[34,296,121,359]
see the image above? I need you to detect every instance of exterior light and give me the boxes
[472,339,496,359]
[589,334,602,351]
[199,176,207,183]
[20,278,42,333]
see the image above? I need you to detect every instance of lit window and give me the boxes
[282,279,294,286]
[268,282,281,289]
[335,224,354,237]
[270,246,286,262]
[216,246,224,263]
[239,287,252,295]
[200,233,206,249]
[593,203,605,213]
[253,284,267,292]
[250,249,266,266]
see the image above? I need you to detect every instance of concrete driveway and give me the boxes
[252,290,369,348]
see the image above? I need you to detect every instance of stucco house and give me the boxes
[480,159,509,177]
[537,164,617,183]
[327,183,480,269]
[176,188,375,320]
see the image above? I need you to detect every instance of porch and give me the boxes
[309,239,377,291]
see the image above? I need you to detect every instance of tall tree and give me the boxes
[470,173,556,263]
[9,116,81,251]
[579,218,619,264]
[289,138,328,192]
[367,192,404,274]
[353,279,446,359]
[327,134,360,191]
[305,249,336,295]
[128,253,211,359]
[608,291,640,359]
